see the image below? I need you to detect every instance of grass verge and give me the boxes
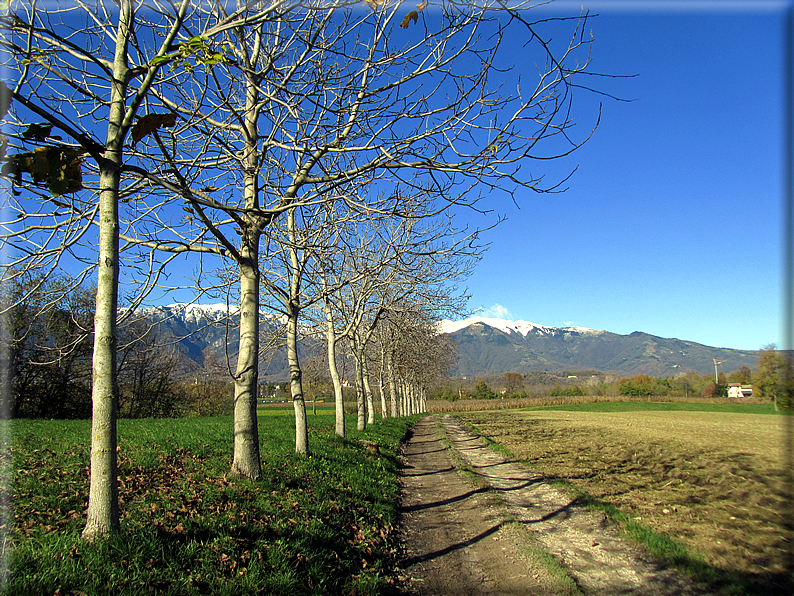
[508,523,584,596]
[6,413,418,595]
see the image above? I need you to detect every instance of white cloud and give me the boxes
[482,304,513,320]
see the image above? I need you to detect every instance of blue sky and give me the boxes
[6,2,787,353]
[460,0,790,351]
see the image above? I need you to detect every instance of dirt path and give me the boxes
[397,415,709,595]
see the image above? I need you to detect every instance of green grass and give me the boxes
[524,400,783,415]
[6,412,419,595]
[257,405,339,416]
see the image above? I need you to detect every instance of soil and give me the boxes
[396,414,710,595]
[455,409,792,585]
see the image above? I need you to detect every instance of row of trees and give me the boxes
[1,1,598,539]
[1,268,456,420]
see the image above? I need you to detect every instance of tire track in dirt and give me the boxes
[397,415,572,595]
[398,414,710,595]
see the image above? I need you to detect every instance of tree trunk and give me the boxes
[230,59,265,479]
[287,302,309,454]
[363,359,375,426]
[230,250,263,480]
[287,209,309,454]
[353,344,366,431]
[378,343,388,420]
[83,0,132,541]
[387,357,398,418]
[377,371,388,420]
[324,301,345,437]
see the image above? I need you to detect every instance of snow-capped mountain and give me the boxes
[130,305,758,380]
[168,302,238,323]
[437,316,604,337]
[438,317,757,377]
[133,303,237,324]
[125,303,295,382]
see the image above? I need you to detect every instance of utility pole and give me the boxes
[713,358,723,384]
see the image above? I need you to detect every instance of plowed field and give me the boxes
[455,409,791,589]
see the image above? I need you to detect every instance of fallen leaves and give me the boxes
[11,419,406,593]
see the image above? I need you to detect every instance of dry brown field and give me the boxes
[453,407,791,587]
[427,395,758,413]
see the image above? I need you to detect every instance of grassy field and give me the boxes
[4,411,417,595]
[456,401,792,594]
[6,399,791,594]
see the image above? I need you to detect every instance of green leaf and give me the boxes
[150,54,173,68]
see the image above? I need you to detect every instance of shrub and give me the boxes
[550,384,585,397]
[472,380,496,400]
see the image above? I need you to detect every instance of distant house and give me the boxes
[728,383,754,398]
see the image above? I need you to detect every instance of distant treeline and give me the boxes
[430,350,789,409]
[1,272,233,419]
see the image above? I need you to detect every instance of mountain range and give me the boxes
[437,316,758,378]
[131,303,296,382]
[138,305,759,380]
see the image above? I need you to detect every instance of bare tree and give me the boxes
[262,195,410,446]
[121,1,597,442]
[116,319,186,419]
[259,206,331,454]
[397,315,457,414]
[0,0,210,539]
[1,0,313,535]
[308,205,407,437]
[368,287,461,418]
[2,2,598,526]
[123,2,353,472]
[316,215,418,432]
